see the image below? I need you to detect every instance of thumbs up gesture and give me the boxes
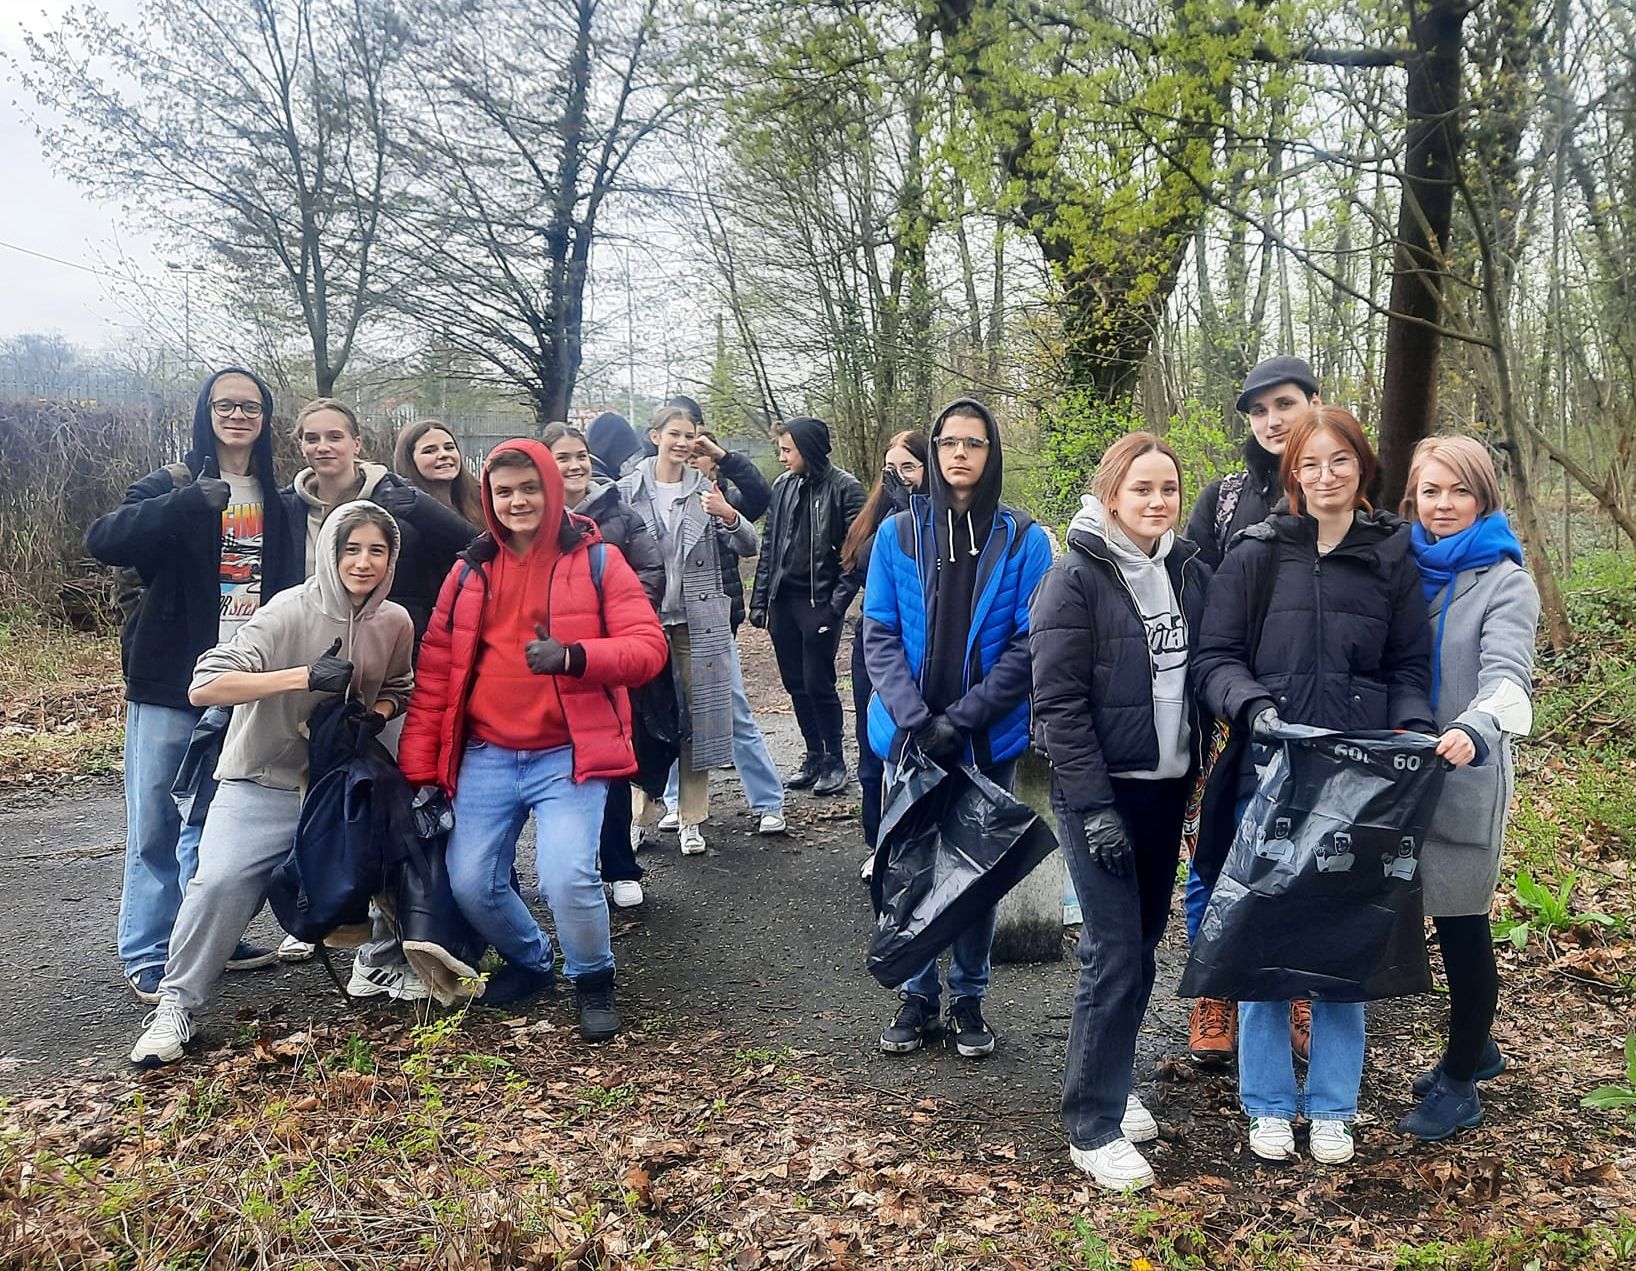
[700,481,735,523]
[192,454,231,513]
[307,638,355,693]
[525,623,569,675]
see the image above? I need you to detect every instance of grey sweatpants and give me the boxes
[158,779,300,1012]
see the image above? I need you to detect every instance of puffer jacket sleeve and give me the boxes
[862,514,932,738]
[716,450,772,523]
[1383,549,1437,732]
[85,469,200,572]
[824,470,870,617]
[1195,541,1276,726]
[575,550,670,687]
[1455,567,1540,759]
[944,522,1054,735]
[1029,553,1116,812]
[398,561,463,788]
[616,505,666,611]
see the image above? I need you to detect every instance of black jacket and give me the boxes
[1030,527,1212,814]
[576,480,665,610]
[750,463,867,619]
[1195,510,1436,749]
[86,368,299,710]
[1184,435,1283,572]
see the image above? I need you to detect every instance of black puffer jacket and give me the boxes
[576,480,665,610]
[750,461,867,620]
[1183,435,1283,572]
[1030,527,1212,814]
[1195,511,1435,760]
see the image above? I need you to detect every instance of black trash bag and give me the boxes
[170,705,231,828]
[630,667,682,801]
[867,751,1059,989]
[1178,723,1447,1004]
[390,786,487,1003]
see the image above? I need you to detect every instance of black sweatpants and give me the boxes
[853,630,883,847]
[597,780,642,883]
[768,587,845,758]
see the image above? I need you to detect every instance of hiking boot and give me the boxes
[277,935,315,962]
[679,824,707,855]
[1121,1093,1159,1144]
[225,940,278,971]
[484,962,556,1006]
[758,811,787,835]
[126,966,163,1004]
[1412,1038,1507,1097]
[131,1000,193,1068]
[1398,1074,1483,1141]
[1070,1138,1156,1192]
[947,996,996,1058]
[814,755,850,796]
[657,809,680,832]
[574,969,621,1042]
[879,993,942,1054]
[1189,997,1237,1062]
[1309,1119,1355,1164]
[1290,999,1312,1065]
[348,961,431,1002]
[787,753,823,789]
[610,879,645,908]
[1248,1116,1297,1162]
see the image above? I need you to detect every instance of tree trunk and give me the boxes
[1378,0,1469,509]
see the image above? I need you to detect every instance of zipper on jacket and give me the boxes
[1312,553,1325,711]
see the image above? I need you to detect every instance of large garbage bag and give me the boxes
[387,786,486,1005]
[867,752,1059,989]
[170,705,231,828]
[1178,723,1447,1003]
[630,667,682,801]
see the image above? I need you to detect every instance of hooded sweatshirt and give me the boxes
[778,416,833,592]
[587,412,641,481]
[1067,495,1191,780]
[292,461,395,576]
[921,398,1004,717]
[190,501,415,791]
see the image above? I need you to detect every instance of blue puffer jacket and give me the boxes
[862,494,1053,767]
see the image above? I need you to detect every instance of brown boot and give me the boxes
[1290,999,1312,1065]
[1188,997,1237,1063]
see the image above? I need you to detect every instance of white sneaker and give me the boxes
[657,809,680,832]
[1070,1138,1155,1191]
[610,879,645,908]
[679,824,707,855]
[1248,1116,1298,1161]
[758,812,786,835]
[277,935,315,962]
[348,962,431,1002]
[859,852,875,883]
[1309,1119,1355,1164]
[629,822,644,853]
[131,1000,193,1067]
[1121,1092,1159,1143]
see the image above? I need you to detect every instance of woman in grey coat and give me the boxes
[1400,435,1540,1141]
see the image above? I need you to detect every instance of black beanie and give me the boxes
[782,416,832,474]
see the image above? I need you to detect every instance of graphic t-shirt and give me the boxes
[219,472,265,641]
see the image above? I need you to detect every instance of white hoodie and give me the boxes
[1068,494,1191,781]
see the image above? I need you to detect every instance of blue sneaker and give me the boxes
[1413,1038,1507,1097]
[1398,1074,1483,1141]
[225,941,278,971]
[126,966,164,1003]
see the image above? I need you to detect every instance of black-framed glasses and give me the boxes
[934,435,988,453]
[210,399,264,419]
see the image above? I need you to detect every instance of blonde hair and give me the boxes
[1090,432,1183,506]
[1400,435,1502,520]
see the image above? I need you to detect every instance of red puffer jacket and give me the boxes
[400,439,670,795]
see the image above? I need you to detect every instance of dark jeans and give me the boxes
[768,588,845,757]
[1056,775,1190,1150]
[852,631,883,847]
[597,780,643,883]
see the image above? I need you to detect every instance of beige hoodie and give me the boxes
[293,461,392,576]
[191,500,415,791]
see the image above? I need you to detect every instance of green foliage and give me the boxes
[1029,391,1145,529]
[1580,1030,1636,1122]
[1164,400,1240,506]
[1490,869,1617,949]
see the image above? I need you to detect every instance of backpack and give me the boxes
[1212,469,1250,558]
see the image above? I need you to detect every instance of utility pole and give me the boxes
[166,261,208,369]
[622,244,636,422]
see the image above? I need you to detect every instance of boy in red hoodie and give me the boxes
[399,441,668,1038]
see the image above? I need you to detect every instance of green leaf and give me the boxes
[1511,923,1531,949]
[1581,1086,1636,1110]
[1624,1030,1636,1085]
[1514,869,1546,910]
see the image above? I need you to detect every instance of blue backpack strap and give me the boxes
[590,541,606,591]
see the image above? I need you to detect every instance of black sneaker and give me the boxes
[1412,1038,1507,1097]
[947,997,995,1058]
[484,962,556,1006]
[574,969,621,1042]
[879,993,943,1054]
[787,753,822,789]
[225,940,278,971]
[813,755,850,796]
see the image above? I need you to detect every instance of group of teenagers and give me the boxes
[89,354,1539,1193]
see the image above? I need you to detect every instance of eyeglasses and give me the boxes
[1295,455,1357,482]
[885,462,922,479]
[934,436,989,453]
[210,399,264,419]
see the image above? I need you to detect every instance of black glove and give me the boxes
[411,784,455,839]
[913,714,964,762]
[748,608,768,629]
[1081,807,1133,878]
[308,638,354,693]
[1250,705,1285,740]
[358,709,388,738]
[372,481,418,519]
[186,455,232,513]
[526,624,569,675]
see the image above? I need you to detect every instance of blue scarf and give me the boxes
[1411,511,1524,707]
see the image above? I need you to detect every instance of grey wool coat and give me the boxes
[1421,559,1541,916]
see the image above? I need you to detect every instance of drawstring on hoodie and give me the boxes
[945,508,982,561]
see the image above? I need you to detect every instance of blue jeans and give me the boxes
[664,638,784,815]
[446,742,612,981]
[116,700,205,976]
[897,759,1016,1008]
[1184,859,1210,943]
[1239,999,1366,1121]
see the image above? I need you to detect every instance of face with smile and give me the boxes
[338,522,391,602]
[489,461,545,542]
[299,409,363,482]
[777,432,806,476]
[550,436,593,504]
[1414,458,1480,538]
[884,443,923,489]
[412,428,463,485]
[650,416,697,472]
[209,372,265,458]
[1246,382,1320,456]
[1293,428,1362,518]
[935,413,989,499]
[1108,450,1181,553]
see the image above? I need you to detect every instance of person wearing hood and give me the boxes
[619,406,781,853]
[129,502,415,1066]
[399,440,668,1038]
[87,367,300,1001]
[749,417,868,795]
[545,422,664,909]
[1193,406,1434,1168]
[1397,436,1539,1142]
[279,398,478,641]
[840,430,928,857]
[587,410,642,482]
[862,398,1053,1060]
[1030,433,1211,1192]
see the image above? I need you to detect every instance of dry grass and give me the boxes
[0,610,123,788]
